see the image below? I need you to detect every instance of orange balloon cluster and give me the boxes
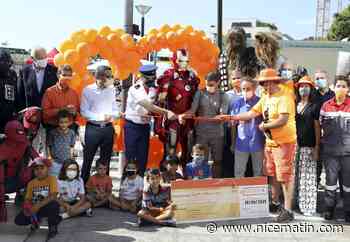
[137,24,220,79]
[54,26,142,95]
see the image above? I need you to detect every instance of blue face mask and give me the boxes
[316,79,328,89]
[193,155,205,166]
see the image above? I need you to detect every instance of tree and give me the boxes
[256,20,278,31]
[328,5,350,40]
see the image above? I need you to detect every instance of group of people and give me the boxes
[0,39,350,239]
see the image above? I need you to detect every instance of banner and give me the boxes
[171,177,269,223]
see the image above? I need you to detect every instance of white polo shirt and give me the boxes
[125,80,154,124]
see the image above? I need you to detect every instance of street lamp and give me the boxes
[135,4,152,36]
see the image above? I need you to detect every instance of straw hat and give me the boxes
[295,75,315,88]
[255,68,283,82]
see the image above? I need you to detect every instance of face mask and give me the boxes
[298,87,311,97]
[59,77,72,88]
[126,171,136,176]
[242,90,254,100]
[335,88,348,100]
[193,155,205,165]
[35,58,48,69]
[316,79,328,89]
[281,70,293,80]
[206,86,217,93]
[66,170,77,179]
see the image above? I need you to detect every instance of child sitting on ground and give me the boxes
[85,159,120,210]
[110,162,144,213]
[57,159,92,219]
[162,155,183,184]
[137,168,176,227]
[15,157,61,240]
[186,144,212,180]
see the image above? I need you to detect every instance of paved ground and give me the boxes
[1,196,350,242]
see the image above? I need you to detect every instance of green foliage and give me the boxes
[328,5,350,40]
[256,20,278,31]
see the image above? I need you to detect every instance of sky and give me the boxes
[0,0,340,50]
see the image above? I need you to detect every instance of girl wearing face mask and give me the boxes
[57,160,92,219]
[110,162,144,213]
[294,76,320,216]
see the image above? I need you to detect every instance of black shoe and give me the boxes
[137,217,152,227]
[47,225,58,240]
[30,223,39,231]
[161,219,177,227]
[324,208,334,220]
[344,212,350,223]
[274,208,294,223]
[269,202,281,214]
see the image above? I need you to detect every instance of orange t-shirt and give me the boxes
[252,87,296,146]
[86,175,113,193]
[42,85,80,126]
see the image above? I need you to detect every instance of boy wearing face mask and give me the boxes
[319,76,350,222]
[185,144,212,180]
[57,160,92,219]
[180,71,230,178]
[230,77,265,178]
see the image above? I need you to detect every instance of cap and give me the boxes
[95,65,112,78]
[255,68,282,82]
[206,71,221,82]
[139,64,157,77]
[28,157,51,168]
[295,76,315,88]
[165,155,180,165]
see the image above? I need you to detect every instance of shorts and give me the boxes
[264,143,296,183]
[86,192,107,207]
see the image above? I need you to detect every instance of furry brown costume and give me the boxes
[254,32,280,69]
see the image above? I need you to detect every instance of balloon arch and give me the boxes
[54,24,220,167]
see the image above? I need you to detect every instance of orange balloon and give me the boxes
[148,28,158,36]
[70,30,85,45]
[183,25,194,34]
[113,28,125,37]
[98,25,112,37]
[64,49,79,65]
[171,24,182,32]
[59,39,75,53]
[84,29,97,43]
[107,33,122,48]
[76,42,91,58]
[147,136,164,169]
[160,24,171,33]
[53,53,64,67]
[121,34,134,49]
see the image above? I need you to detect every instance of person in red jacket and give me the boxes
[155,49,200,168]
[0,120,39,222]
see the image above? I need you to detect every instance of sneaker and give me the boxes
[344,212,350,223]
[47,225,58,240]
[161,219,177,227]
[269,202,281,214]
[274,208,294,223]
[86,208,93,217]
[324,208,334,220]
[137,217,153,227]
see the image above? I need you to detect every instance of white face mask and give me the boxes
[281,70,293,80]
[66,170,77,180]
[206,86,217,93]
[35,58,48,69]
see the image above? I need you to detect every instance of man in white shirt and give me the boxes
[125,65,176,176]
[80,65,121,182]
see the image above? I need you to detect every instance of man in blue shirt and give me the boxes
[230,78,265,178]
[186,144,212,179]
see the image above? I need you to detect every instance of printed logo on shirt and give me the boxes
[4,84,15,101]
[32,185,50,203]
